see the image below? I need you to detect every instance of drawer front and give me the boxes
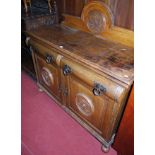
[35,55,61,100]
[30,39,60,66]
[61,57,127,103]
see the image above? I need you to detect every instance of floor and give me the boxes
[21,72,117,155]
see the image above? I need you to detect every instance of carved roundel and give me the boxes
[41,67,54,86]
[87,10,106,34]
[81,1,113,34]
[76,93,94,116]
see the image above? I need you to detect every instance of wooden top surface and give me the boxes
[27,25,134,85]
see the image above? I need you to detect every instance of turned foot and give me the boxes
[38,88,43,92]
[101,145,110,153]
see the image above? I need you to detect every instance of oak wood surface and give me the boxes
[60,57,130,141]
[81,1,114,34]
[62,14,134,47]
[26,1,134,152]
[35,55,61,100]
[114,0,134,30]
[27,25,134,85]
[56,0,134,30]
[29,34,133,150]
[27,24,133,147]
[29,35,132,143]
[60,1,133,48]
[113,85,134,155]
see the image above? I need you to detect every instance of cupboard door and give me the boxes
[66,74,114,136]
[35,55,61,101]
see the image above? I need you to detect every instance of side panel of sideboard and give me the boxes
[113,85,134,155]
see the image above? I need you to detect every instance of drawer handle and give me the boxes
[45,54,54,64]
[93,83,106,96]
[63,65,72,76]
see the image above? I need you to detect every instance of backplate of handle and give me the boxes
[93,82,106,96]
[63,65,72,76]
[45,54,54,64]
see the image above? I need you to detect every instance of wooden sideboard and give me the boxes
[26,1,134,153]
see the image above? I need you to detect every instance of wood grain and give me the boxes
[113,85,134,155]
[56,0,85,17]
[115,0,134,30]
[81,1,114,34]
[27,25,134,85]
[27,24,133,152]
[35,55,61,100]
[62,14,134,47]
[56,0,134,30]
[26,1,134,152]
[29,34,132,144]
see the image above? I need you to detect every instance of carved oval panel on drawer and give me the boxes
[41,67,54,86]
[76,93,94,116]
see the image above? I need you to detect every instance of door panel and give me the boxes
[67,74,113,135]
[35,55,61,101]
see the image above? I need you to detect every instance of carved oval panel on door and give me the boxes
[41,67,54,86]
[76,93,94,116]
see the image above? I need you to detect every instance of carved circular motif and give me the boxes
[41,67,54,86]
[76,93,94,116]
[87,10,106,34]
[81,1,114,34]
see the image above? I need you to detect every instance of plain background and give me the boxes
[0,0,155,155]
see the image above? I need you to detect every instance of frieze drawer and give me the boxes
[30,40,60,66]
[61,57,127,103]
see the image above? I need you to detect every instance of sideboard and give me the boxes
[26,1,134,152]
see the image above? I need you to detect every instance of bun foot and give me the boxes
[101,145,110,153]
[38,88,43,92]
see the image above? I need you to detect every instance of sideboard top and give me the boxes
[27,25,134,85]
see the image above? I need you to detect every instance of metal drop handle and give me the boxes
[63,65,72,76]
[93,83,106,96]
[45,54,54,64]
